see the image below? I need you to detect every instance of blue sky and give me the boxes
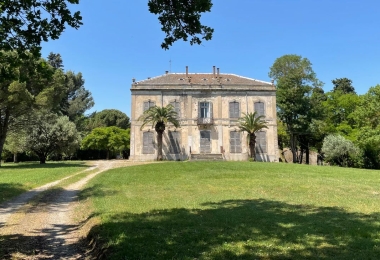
[41,0,380,117]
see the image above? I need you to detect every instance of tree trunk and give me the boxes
[305,143,310,165]
[106,149,110,160]
[39,155,46,164]
[249,134,256,161]
[13,153,18,163]
[157,130,163,161]
[290,133,298,163]
[0,109,11,167]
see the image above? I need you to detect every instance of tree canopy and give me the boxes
[332,78,355,94]
[0,0,82,53]
[87,109,130,130]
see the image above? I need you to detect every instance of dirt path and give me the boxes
[0,160,149,259]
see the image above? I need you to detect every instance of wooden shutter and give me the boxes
[143,102,149,112]
[229,102,239,118]
[210,102,213,119]
[169,131,180,154]
[230,131,242,153]
[170,101,180,118]
[254,102,265,117]
[143,132,154,154]
[255,131,267,153]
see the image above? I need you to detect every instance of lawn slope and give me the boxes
[81,162,380,259]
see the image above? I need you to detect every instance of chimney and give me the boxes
[165,70,169,74]
[217,68,220,77]
[186,66,188,77]
[132,78,135,83]
[213,66,216,78]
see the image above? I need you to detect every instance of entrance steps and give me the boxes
[190,153,224,161]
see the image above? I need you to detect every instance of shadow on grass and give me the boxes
[87,199,380,259]
[0,183,28,205]
[0,161,89,170]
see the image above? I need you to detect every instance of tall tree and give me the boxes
[87,109,130,130]
[26,113,81,164]
[81,126,130,160]
[0,0,82,53]
[237,112,268,161]
[47,52,64,70]
[148,0,214,49]
[332,78,355,94]
[269,54,323,163]
[3,129,28,163]
[139,105,179,160]
[0,51,66,166]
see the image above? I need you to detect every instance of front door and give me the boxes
[200,131,211,153]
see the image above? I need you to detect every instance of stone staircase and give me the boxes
[190,153,224,161]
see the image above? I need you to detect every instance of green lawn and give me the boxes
[0,161,89,203]
[81,161,380,259]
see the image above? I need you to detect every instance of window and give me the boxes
[143,100,155,112]
[142,132,154,154]
[170,101,181,118]
[230,131,242,153]
[255,131,267,153]
[200,102,211,118]
[254,102,265,117]
[168,131,180,154]
[229,101,240,118]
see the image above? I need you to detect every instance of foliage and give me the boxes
[148,0,214,49]
[81,162,380,259]
[139,105,180,160]
[322,134,360,167]
[81,126,130,159]
[87,109,130,130]
[0,51,67,165]
[352,84,380,129]
[237,112,268,160]
[26,112,81,164]
[332,78,355,94]
[269,54,323,163]
[0,0,82,54]
[3,129,28,163]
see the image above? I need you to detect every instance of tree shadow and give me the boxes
[0,162,89,170]
[0,183,29,211]
[86,199,380,259]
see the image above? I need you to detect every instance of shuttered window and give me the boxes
[254,102,265,117]
[142,132,154,154]
[168,131,180,154]
[170,101,181,118]
[255,131,267,153]
[143,101,155,112]
[230,131,242,153]
[229,101,240,118]
[200,102,211,118]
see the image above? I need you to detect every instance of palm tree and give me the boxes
[238,112,268,161]
[138,104,180,160]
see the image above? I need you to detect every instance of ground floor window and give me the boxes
[168,131,180,154]
[230,131,242,153]
[256,131,267,153]
[142,132,154,154]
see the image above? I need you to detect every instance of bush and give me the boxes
[322,134,361,167]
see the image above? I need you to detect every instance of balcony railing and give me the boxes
[197,117,213,125]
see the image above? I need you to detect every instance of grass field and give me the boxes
[81,161,380,259]
[0,161,89,203]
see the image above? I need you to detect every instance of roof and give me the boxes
[134,73,273,86]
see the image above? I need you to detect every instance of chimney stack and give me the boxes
[132,78,135,83]
[186,66,188,77]
[217,68,220,77]
[213,66,216,78]
[165,70,169,74]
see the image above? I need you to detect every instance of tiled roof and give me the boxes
[135,73,272,86]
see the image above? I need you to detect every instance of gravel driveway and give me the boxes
[0,160,149,259]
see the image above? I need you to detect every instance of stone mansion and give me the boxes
[129,66,278,162]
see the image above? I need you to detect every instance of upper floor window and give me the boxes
[254,102,265,117]
[170,101,181,118]
[200,102,212,118]
[143,100,155,112]
[229,101,240,118]
[255,131,267,153]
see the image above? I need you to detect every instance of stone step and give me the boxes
[191,153,224,161]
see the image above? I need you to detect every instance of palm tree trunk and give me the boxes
[249,134,256,161]
[157,130,163,161]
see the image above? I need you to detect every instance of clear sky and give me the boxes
[41,0,380,117]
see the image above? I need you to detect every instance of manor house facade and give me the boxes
[129,66,278,162]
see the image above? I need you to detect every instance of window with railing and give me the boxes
[198,102,213,124]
